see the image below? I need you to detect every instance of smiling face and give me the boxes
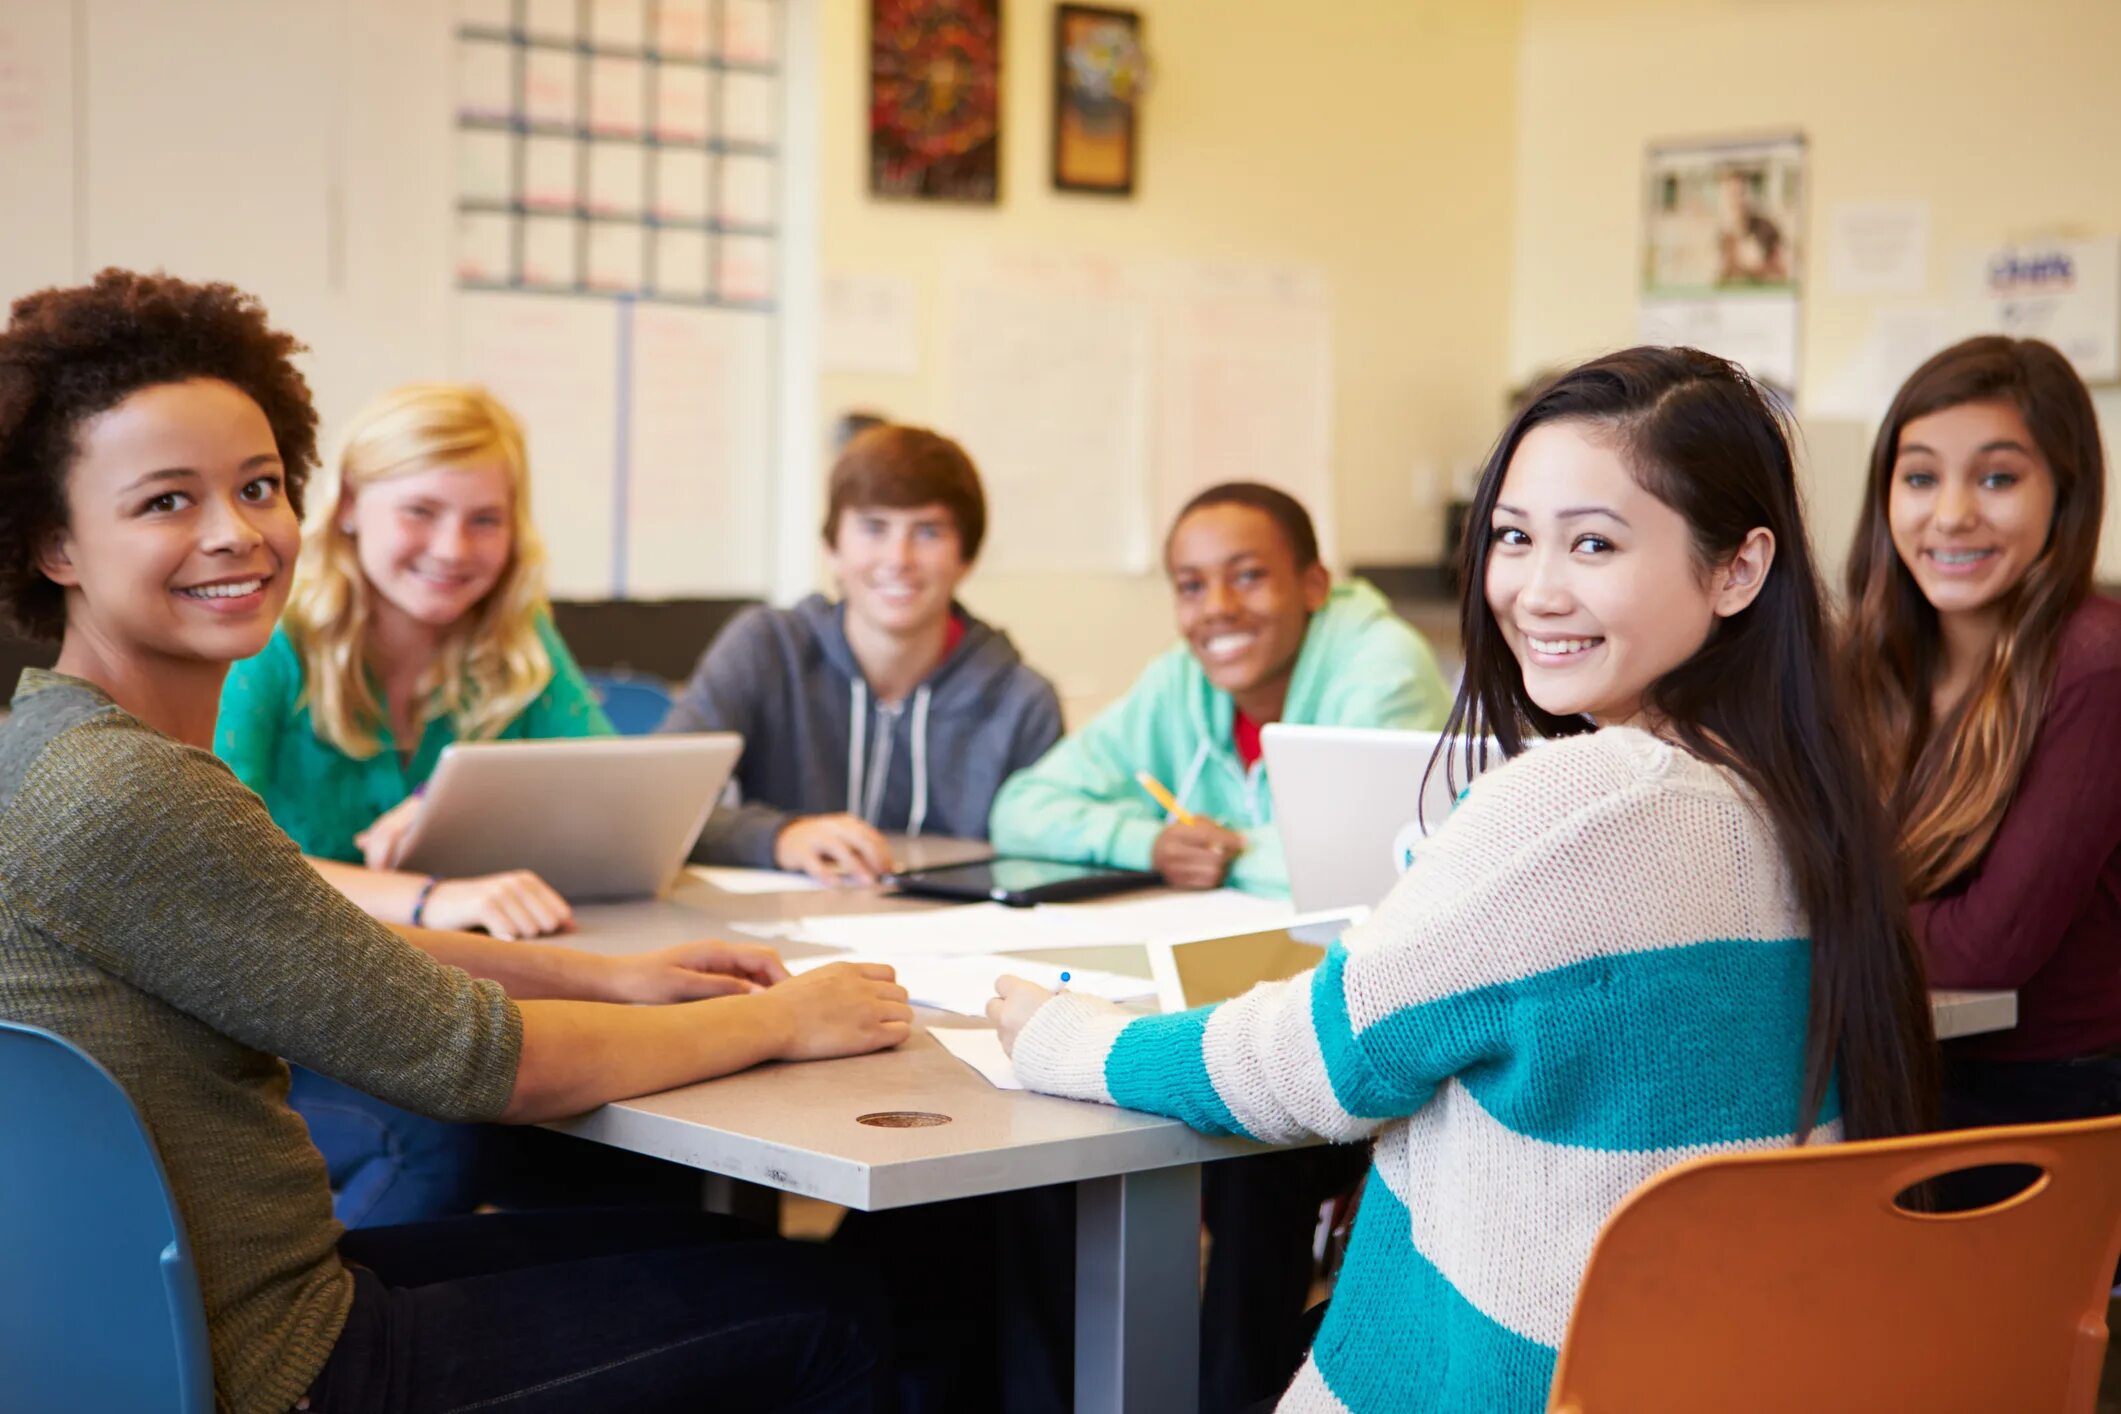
[343,459,515,631]
[1887,399,2057,627]
[1485,421,1771,727]
[1166,503,1330,718]
[39,378,297,664]
[826,502,970,637]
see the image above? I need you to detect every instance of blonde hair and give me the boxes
[286,383,555,758]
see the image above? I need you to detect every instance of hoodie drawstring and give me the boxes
[848,678,936,835]
[846,679,868,817]
[907,685,932,838]
[1174,738,1213,816]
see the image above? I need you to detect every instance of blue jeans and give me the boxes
[290,1067,702,1227]
[303,1209,889,1412]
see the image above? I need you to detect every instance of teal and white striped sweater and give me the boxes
[1011,727,1838,1412]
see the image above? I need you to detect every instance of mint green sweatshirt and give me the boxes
[987,579,1451,895]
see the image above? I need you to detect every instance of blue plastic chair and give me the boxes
[584,669,676,737]
[0,1020,214,1413]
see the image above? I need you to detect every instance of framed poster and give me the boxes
[869,0,1002,203]
[1638,132,1806,396]
[1053,5,1145,196]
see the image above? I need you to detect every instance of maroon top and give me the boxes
[1914,595,2121,1062]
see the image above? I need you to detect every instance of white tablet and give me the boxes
[396,733,742,901]
[1146,907,1369,1014]
[1263,725,1499,914]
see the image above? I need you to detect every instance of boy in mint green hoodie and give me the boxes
[989,481,1450,896]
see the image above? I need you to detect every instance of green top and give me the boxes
[215,613,614,862]
[0,671,523,1414]
[988,578,1452,895]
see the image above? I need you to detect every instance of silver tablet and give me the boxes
[396,733,742,901]
[1262,725,1497,914]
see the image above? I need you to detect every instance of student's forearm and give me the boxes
[308,855,432,923]
[385,924,611,1001]
[502,992,792,1121]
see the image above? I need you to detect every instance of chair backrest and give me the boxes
[585,669,676,737]
[1549,1115,2121,1414]
[0,1021,214,1414]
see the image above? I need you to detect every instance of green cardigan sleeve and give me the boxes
[214,626,301,798]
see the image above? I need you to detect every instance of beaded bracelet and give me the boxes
[410,875,439,928]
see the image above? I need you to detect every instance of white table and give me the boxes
[554,865,2019,1414]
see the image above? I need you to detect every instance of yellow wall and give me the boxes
[811,0,1522,719]
[1509,0,2121,583]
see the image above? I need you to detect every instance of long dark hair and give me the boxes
[1842,336,2104,897]
[1440,346,1935,1142]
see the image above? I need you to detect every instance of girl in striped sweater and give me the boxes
[988,348,1937,1413]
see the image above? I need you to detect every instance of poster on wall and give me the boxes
[869,0,1002,202]
[1975,238,2121,384]
[1052,5,1147,196]
[1637,132,1806,397]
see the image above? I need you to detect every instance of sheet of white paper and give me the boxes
[1827,201,1930,296]
[717,234,775,303]
[1971,237,2121,383]
[587,0,647,50]
[454,211,513,283]
[457,128,513,204]
[929,1027,1023,1090]
[687,865,827,895]
[721,71,778,145]
[585,223,644,294]
[780,890,1293,957]
[652,228,711,299]
[456,38,516,121]
[821,272,920,375]
[1151,262,1338,566]
[943,254,1156,572]
[789,952,1154,1016]
[654,147,711,220]
[654,0,712,58]
[721,0,778,64]
[519,213,578,288]
[720,152,776,229]
[655,65,712,143]
[588,56,647,137]
[524,0,577,43]
[624,302,772,593]
[523,134,578,210]
[587,142,645,216]
[522,47,580,128]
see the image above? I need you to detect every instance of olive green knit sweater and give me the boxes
[0,671,523,1414]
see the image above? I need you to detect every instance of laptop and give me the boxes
[1146,907,1370,1013]
[1262,725,1498,914]
[397,733,742,901]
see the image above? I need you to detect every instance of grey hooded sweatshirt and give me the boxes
[662,594,1064,866]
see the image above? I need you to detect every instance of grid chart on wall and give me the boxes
[453,0,781,309]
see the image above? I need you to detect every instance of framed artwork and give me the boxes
[869,0,1002,203]
[1052,5,1145,196]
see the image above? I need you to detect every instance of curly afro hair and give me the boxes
[0,269,319,641]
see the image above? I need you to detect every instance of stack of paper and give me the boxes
[761,888,1293,958]
[787,952,1154,1017]
[929,1027,1022,1089]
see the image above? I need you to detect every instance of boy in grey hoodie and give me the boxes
[661,424,1062,879]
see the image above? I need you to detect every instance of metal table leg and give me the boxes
[1074,1163,1201,1414]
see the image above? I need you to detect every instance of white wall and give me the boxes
[1508,0,2121,584]
[806,0,1523,720]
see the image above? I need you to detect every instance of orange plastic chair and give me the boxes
[1549,1115,2121,1414]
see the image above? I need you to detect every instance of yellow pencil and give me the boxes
[1134,770,1199,826]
